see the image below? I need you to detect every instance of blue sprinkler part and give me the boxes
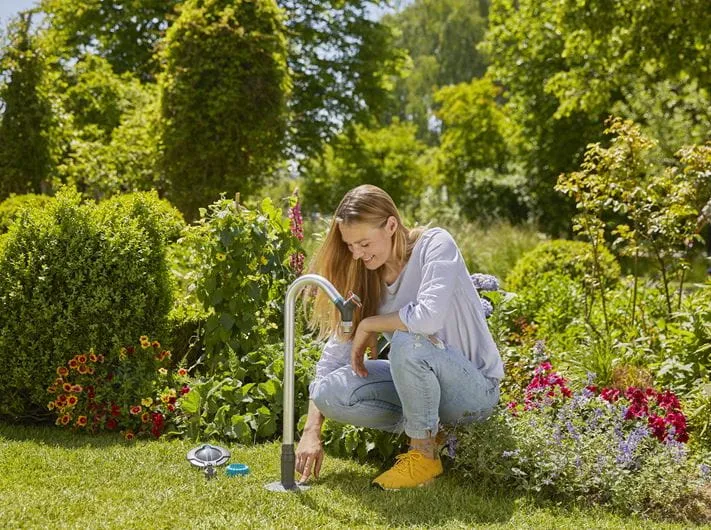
[226,463,250,477]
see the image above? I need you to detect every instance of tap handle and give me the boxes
[346,291,362,308]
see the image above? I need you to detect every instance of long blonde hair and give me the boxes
[306,185,423,340]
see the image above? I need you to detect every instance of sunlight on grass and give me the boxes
[0,424,694,529]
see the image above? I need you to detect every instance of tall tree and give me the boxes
[383,0,490,143]
[40,0,181,80]
[159,0,291,218]
[0,12,55,199]
[280,0,407,158]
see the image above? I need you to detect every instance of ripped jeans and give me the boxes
[310,330,500,439]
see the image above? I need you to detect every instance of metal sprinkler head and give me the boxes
[187,444,231,480]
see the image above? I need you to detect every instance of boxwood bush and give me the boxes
[0,193,52,233]
[0,189,184,418]
[505,239,620,293]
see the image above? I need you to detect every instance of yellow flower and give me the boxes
[158,368,167,376]
[260,256,268,265]
[140,341,150,350]
[216,253,226,262]
[139,335,149,342]
[141,398,153,408]
[47,401,55,410]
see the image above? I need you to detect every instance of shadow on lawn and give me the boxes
[299,467,518,527]
[0,423,130,449]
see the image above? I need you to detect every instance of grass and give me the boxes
[0,424,703,529]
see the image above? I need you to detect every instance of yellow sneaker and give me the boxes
[372,449,443,490]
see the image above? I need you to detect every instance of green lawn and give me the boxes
[0,424,702,529]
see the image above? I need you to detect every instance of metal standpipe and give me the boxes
[265,274,359,493]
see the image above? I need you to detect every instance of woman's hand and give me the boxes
[350,320,379,377]
[295,430,324,482]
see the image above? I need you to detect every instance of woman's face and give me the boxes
[339,217,398,271]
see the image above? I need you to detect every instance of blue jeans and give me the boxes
[311,330,500,439]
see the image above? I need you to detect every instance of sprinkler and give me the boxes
[265,274,360,492]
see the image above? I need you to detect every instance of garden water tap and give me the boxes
[335,291,361,333]
[266,274,360,493]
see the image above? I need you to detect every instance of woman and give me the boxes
[296,184,504,490]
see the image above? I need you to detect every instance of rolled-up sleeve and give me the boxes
[398,231,464,335]
[308,335,352,397]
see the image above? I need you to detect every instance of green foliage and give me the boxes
[190,196,301,368]
[457,167,530,224]
[302,121,433,213]
[557,119,707,317]
[383,0,489,142]
[282,0,407,158]
[434,77,512,193]
[506,239,621,294]
[0,193,51,233]
[0,189,180,418]
[178,338,320,443]
[159,0,290,219]
[41,0,181,80]
[0,13,55,200]
[319,420,405,464]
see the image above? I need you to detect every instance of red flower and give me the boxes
[130,405,142,415]
[67,396,78,407]
[106,418,118,430]
[57,367,69,377]
[585,385,598,393]
[76,416,88,427]
[69,359,78,369]
[178,368,188,377]
[180,385,191,395]
[648,415,667,441]
[600,388,621,402]
[151,413,165,438]
[126,346,135,355]
[167,404,175,412]
[77,355,87,364]
[657,390,681,412]
[62,383,72,392]
[110,404,121,417]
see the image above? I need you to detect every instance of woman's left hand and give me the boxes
[350,321,378,378]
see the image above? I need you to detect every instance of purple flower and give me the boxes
[532,340,546,357]
[481,297,494,318]
[502,449,519,458]
[700,463,710,478]
[471,273,500,291]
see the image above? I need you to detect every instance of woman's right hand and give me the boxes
[295,430,324,482]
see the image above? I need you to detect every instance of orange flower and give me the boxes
[76,416,88,427]
[152,341,160,349]
[72,385,83,393]
[130,405,142,415]
[124,431,135,441]
[67,396,78,407]
[141,412,150,423]
[77,355,87,364]
[57,367,69,377]
[78,365,88,374]
[60,414,71,425]
[63,383,72,392]
[69,359,78,369]
[178,368,188,377]
[89,353,98,362]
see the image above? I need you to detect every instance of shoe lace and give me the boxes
[391,451,424,478]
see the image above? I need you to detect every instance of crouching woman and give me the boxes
[296,184,504,490]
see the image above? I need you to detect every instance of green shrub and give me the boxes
[506,239,621,293]
[0,193,52,233]
[178,337,320,443]
[459,168,531,224]
[0,189,181,418]
[190,196,302,369]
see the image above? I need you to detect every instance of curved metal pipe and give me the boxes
[267,274,360,492]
